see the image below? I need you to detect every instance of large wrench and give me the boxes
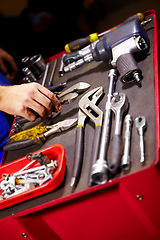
[108,92,129,175]
[70,87,103,188]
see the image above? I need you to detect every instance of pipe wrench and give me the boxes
[70,86,104,188]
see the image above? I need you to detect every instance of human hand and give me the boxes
[0,48,18,82]
[0,82,61,121]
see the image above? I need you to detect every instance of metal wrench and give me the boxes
[70,87,103,188]
[90,69,117,185]
[135,116,147,163]
[108,92,129,175]
[122,114,133,170]
[78,87,104,186]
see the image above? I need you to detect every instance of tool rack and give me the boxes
[0,9,159,240]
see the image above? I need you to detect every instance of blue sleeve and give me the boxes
[0,73,12,163]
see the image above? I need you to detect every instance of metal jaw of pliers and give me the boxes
[3,118,77,151]
[70,86,104,189]
[57,82,90,104]
[14,82,90,130]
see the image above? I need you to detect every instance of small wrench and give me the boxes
[108,92,129,175]
[135,116,147,163]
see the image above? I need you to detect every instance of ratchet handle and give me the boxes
[108,134,123,175]
[63,51,81,65]
[72,126,84,181]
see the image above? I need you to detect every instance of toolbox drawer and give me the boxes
[0,9,159,240]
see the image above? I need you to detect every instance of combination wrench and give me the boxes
[108,92,129,175]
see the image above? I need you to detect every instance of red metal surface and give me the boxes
[0,9,159,240]
[0,144,66,209]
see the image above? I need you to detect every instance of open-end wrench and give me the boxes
[108,92,129,175]
[70,87,103,189]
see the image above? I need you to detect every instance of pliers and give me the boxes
[14,82,90,128]
[57,82,90,104]
[3,118,77,151]
[70,86,104,188]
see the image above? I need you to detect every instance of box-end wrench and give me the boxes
[108,92,129,175]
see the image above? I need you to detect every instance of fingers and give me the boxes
[24,109,37,122]
[0,55,18,82]
[0,81,61,121]
[23,83,61,120]
[50,94,62,113]
[37,84,61,113]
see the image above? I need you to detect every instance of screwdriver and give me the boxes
[64,13,145,53]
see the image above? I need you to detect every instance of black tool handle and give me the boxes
[72,126,84,185]
[15,116,30,125]
[47,83,66,92]
[88,125,102,186]
[91,125,102,165]
[3,139,35,151]
[108,134,123,175]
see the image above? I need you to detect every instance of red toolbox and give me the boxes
[0,9,159,240]
[0,144,66,209]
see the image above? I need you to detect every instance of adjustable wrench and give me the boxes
[108,92,129,175]
[79,87,104,186]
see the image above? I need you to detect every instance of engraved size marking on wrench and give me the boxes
[135,116,147,163]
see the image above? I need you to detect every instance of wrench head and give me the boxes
[111,92,129,114]
[78,87,104,125]
[79,86,103,106]
[135,116,147,134]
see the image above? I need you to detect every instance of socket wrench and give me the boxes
[90,69,117,185]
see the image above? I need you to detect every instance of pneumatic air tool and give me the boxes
[62,18,151,83]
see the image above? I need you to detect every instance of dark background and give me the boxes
[0,0,159,75]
